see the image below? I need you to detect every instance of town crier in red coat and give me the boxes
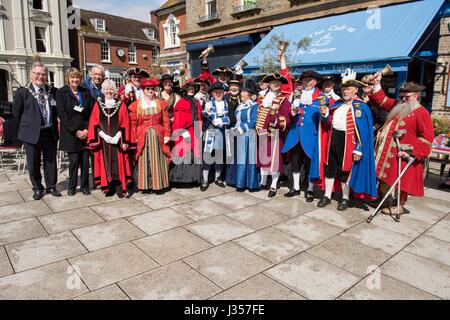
[369,72,434,215]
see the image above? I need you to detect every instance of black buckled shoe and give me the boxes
[317,196,331,208]
[305,191,314,202]
[337,199,349,211]
[68,189,76,197]
[259,183,270,190]
[33,190,44,201]
[268,188,277,198]
[215,179,226,188]
[200,181,209,192]
[284,189,300,198]
[81,188,91,196]
[47,188,62,197]
[236,188,245,193]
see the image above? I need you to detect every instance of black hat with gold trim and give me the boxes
[261,73,289,84]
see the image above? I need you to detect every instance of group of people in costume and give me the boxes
[14,47,434,219]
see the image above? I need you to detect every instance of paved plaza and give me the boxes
[0,159,449,300]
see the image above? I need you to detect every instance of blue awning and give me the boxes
[187,35,253,52]
[242,0,445,75]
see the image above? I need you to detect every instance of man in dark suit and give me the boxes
[13,62,61,200]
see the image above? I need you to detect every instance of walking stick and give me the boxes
[367,156,415,223]
[395,135,402,222]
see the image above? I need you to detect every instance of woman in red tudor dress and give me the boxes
[87,79,132,198]
[129,78,171,193]
[369,72,434,215]
[169,79,203,184]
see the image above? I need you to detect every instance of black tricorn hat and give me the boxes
[241,79,259,95]
[321,75,336,83]
[399,82,426,92]
[228,73,243,85]
[201,60,209,70]
[159,74,174,87]
[299,70,323,82]
[261,73,289,85]
[256,74,267,83]
[194,77,211,87]
[126,67,150,78]
[212,67,233,76]
[208,81,227,93]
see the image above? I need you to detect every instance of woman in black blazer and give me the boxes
[56,68,93,196]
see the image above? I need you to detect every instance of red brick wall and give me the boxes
[158,8,186,55]
[82,37,158,71]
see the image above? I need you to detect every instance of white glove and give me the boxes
[212,118,223,127]
[164,137,171,144]
[110,131,122,145]
[125,84,134,95]
[236,127,244,135]
[99,131,112,144]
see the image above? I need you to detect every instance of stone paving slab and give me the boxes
[259,197,316,218]
[0,191,25,207]
[234,228,312,264]
[211,274,305,300]
[304,208,367,229]
[186,215,255,245]
[402,200,448,225]
[209,192,263,210]
[73,284,130,300]
[274,215,344,245]
[172,184,229,201]
[72,219,146,252]
[423,188,450,202]
[17,189,36,202]
[118,261,222,300]
[381,251,450,299]
[90,189,128,203]
[171,199,232,221]
[5,231,87,272]
[128,208,193,236]
[43,193,101,212]
[0,201,52,224]
[0,218,47,246]
[69,242,159,291]
[0,173,9,182]
[90,199,152,221]
[184,242,273,290]
[225,205,287,230]
[133,228,213,265]
[370,214,432,238]
[340,274,440,300]
[307,236,390,277]
[0,246,13,278]
[404,235,450,268]
[38,208,105,234]
[0,180,31,193]
[265,253,361,300]
[340,223,413,255]
[0,260,89,300]
[424,218,450,243]
[134,192,191,210]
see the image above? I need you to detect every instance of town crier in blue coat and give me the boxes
[311,69,377,211]
[282,70,325,202]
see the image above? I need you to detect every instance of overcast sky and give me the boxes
[72,0,166,22]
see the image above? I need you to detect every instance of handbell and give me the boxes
[199,44,215,59]
[369,64,393,81]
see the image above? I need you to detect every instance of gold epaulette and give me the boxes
[256,107,270,132]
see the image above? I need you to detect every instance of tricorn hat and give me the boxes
[299,70,323,82]
[194,76,211,87]
[341,79,365,88]
[212,67,233,77]
[208,81,227,94]
[126,67,150,78]
[183,78,200,92]
[399,82,426,92]
[228,73,243,86]
[321,75,336,83]
[200,60,209,70]
[241,79,259,95]
[159,74,174,87]
[261,73,289,85]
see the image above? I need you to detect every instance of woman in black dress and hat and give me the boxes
[158,73,181,123]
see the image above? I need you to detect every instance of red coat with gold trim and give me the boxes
[369,90,434,196]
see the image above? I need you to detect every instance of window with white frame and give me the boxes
[129,43,137,64]
[108,74,124,89]
[101,41,110,62]
[152,47,159,63]
[206,0,217,18]
[35,26,47,53]
[163,14,180,49]
[144,28,155,39]
[95,19,106,31]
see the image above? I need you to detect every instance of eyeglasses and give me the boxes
[144,87,156,91]
[32,72,48,78]
[400,93,416,100]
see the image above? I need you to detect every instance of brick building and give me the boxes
[151,0,187,76]
[182,0,450,117]
[70,9,159,88]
